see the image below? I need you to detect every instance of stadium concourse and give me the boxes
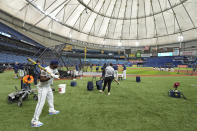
[0,0,197,130]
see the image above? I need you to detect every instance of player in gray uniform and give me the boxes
[31,60,60,127]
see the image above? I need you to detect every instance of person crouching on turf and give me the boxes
[101,63,114,95]
[31,60,60,127]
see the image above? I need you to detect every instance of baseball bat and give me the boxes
[113,79,120,85]
[27,58,53,76]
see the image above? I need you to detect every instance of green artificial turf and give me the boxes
[125,69,183,75]
[174,67,193,71]
[61,66,186,75]
[0,71,197,131]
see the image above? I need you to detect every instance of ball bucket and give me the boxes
[58,84,66,94]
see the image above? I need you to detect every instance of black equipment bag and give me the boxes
[87,81,94,91]
[0,65,5,73]
[58,70,69,78]
[136,76,141,82]
[168,90,181,98]
[96,80,103,90]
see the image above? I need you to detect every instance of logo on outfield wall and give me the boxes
[63,45,72,51]
[136,52,141,57]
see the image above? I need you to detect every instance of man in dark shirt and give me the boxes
[96,66,99,73]
[101,63,107,79]
[75,64,79,76]
[13,62,19,78]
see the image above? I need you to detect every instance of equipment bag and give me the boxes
[96,80,103,90]
[87,81,94,91]
[71,81,77,87]
[168,90,181,98]
[136,76,141,82]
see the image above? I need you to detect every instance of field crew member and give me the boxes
[123,64,126,80]
[102,63,114,95]
[31,60,60,127]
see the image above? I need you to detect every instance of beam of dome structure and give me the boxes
[0,0,197,47]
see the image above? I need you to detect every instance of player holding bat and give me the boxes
[30,60,60,127]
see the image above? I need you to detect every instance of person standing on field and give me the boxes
[122,64,126,80]
[31,60,60,127]
[113,64,118,80]
[101,63,114,95]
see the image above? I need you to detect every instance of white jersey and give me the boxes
[38,66,58,87]
[105,66,114,77]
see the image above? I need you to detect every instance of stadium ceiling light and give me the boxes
[102,40,105,45]
[69,32,72,38]
[135,41,139,46]
[118,41,122,46]
[49,28,52,32]
[177,35,184,42]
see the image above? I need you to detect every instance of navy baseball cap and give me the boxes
[50,60,59,65]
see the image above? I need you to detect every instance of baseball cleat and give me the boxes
[49,110,60,115]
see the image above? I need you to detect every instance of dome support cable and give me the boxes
[112,0,123,38]
[86,0,104,36]
[150,0,158,39]
[129,0,134,38]
[27,0,67,30]
[158,0,169,35]
[103,0,119,39]
[137,0,139,40]
[22,4,29,28]
[19,0,37,12]
[64,1,80,24]
[143,0,147,38]
[77,0,188,20]
[167,0,183,35]
[179,0,197,32]
[121,0,129,41]
[90,0,107,37]
[81,0,99,32]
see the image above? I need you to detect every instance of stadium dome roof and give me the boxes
[0,0,197,47]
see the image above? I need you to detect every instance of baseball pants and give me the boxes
[114,70,118,80]
[123,70,126,79]
[32,86,55,122]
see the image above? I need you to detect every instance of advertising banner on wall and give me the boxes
[136,51,141,58]
[63,45,72,51]
[129,54,135,57]
[158,52,173,56]
[180,51,196,56]
[141,54,152,57]
[180,51,191,56]
[173,48,179,56]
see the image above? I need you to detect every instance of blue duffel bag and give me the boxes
[71,81,77,87]
[96,80,103,90]
[87,81,94,91]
